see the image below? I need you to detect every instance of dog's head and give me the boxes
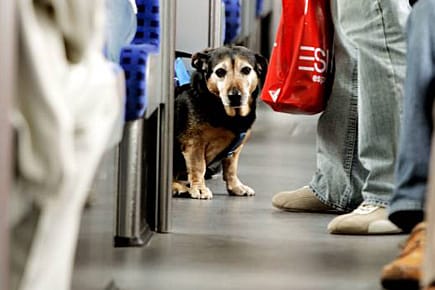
[191,46,267,117]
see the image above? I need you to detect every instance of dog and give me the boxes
[172,45,268,199]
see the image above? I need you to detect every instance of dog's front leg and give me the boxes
[182,144,213,199]
[222,145,255,196]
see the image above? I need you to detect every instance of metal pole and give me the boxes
[0,1,15,289]
[209,0,223,48]
[157,0,176,233]
[114,120,146,246]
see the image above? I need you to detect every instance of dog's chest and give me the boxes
[180,124,236,164]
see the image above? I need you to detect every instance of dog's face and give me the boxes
[192,46,267,117]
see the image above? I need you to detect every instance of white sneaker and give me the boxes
[327,202,402,235]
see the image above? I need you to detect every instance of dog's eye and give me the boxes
[241,67,252,75]
[215,68,227,78]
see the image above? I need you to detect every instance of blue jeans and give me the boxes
[389,0,435,231]
[105,0,137,62]
[309,0,410,211]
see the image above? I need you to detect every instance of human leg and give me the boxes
[423,128,435,290]
[424,55,435,289]
[273,0,410,222]
[389,0,435,233]
[314,0,409,205]
[325,0,409,234]
[381,0,435,287]
[272,0,366,212]
[308,0,368,212]
[353,0,409,206]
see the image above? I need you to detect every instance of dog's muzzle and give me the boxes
[222,89,250,116]
[228,94,242,107]
[228,89,242,107]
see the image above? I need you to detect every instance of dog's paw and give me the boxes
[227,183,255,197]
[172,181,189,197]
[189,186,213,200]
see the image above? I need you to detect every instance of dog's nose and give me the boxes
[228,89,242,107]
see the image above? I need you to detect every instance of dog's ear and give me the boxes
[191,52,209,72]
[254,53,268,82]
[191,48,215,72]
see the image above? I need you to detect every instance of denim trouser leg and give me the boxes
[425,0,435,274]
[389,0,435,219]
[310,0,409,211]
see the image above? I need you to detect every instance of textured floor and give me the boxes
[72,104,404,290]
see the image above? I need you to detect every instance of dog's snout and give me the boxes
[228,89,242,107]
[229,88,241,96]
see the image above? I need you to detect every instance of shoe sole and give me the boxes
[272,202,341,214]
[381,279,419,290]
[329,230,403,235]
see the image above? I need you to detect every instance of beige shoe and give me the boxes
[328,202,402,235]
[272,186,337,213]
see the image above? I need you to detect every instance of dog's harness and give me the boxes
[209,131,247,166]
[225,132,247,157]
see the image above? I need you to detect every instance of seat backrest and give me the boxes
[132,0,160,50]
[223,0,241,44]
[256,0,264,17]
[120,47,148,121]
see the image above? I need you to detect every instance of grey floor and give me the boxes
[72,104,404,290]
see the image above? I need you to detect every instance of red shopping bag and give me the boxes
[261,0,334,114]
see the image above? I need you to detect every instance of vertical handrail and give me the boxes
[157,0,176,233]
[115,119,146,246]
[209,0,223,48]
[0,1,15,289]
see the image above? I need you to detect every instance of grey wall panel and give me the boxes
[176,0,211,52]
[176,0,224,53]
[240,0,257,39]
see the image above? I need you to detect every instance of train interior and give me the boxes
[1,1,405,289]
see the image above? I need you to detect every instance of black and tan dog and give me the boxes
[173,46,267,199]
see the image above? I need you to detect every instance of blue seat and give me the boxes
[256,0,264,17]
[120,46,149,121]
[223,0,241,44]
[120,0,160,121]
[132,0,160,51]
